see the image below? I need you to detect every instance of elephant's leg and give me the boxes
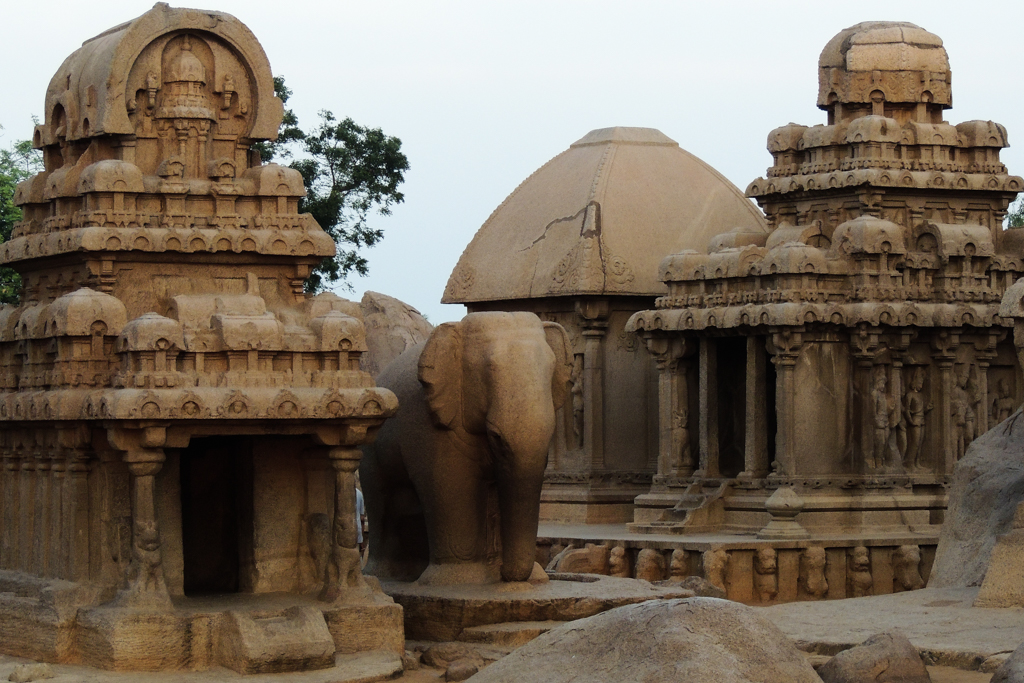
[496,459,546,582]
[414,450,498,585]
[360,442,428,582]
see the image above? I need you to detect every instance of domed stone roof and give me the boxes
[817,22,950,110]
[443,127,767,303]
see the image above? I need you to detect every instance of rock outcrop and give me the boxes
[817,630,930,683]
[359,291,433,377]
[929,410,1024,589]
[465,598,821,683]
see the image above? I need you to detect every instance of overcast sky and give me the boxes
[3,1,1023,323]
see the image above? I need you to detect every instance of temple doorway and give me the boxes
[179,436,254,595]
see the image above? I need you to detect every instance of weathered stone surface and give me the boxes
[214,607,335,675]
[384,574,691,642]
[679,575,727,599]
[817,630,930,683]
[464,598,822,683]
[552,544,609,575]
[359,291,433,378]
[421,643,484,670]
[991,641,1024,683]
[446,659,481,682]
[7,663,54,682]
[930,410,1024,589]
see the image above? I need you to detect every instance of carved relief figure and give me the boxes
[609,546,631,578]
[870,367,893,468]
[903,367,932,471]
[570,353,584,448]
[799,546,828,599]
[893,544,925,592]
[635,548,667,582]
[753,547,778,603]
[668,407,692,475]
[702,548,729,592]
[992,378,1016,424]
[951,365,973,461]
[849,546,873,597]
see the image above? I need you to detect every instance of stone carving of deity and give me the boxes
[668,407,692,475]
[992,378,1016,425]
[870,367,894,468]
[951,364,977,461]
[902,367,931,471]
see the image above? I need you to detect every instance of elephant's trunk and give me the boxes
[488,417,551,582]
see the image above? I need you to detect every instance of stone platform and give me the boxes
[537,523,940,604]
[0,574,403,673]
[760,586,1024,673]
[380,575,691,641]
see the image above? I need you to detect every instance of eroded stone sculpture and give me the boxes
[703,548,729,592]
[0,4,403,673]
[893,545,925,592]
[360,311,572,585]
[635,549,667,582]
[849,546,874,598]
[609,547,631,578]
[753,547,779,603]
[799,547,829,599]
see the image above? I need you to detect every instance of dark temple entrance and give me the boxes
[179,436,254,595]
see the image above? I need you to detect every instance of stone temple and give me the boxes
[444,126,766,523]
[455,21,1024,603]
[0,3,402,673]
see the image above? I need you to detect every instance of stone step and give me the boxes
[216,606,336,674]
[459,620,568,647]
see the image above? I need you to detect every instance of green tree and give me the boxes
[1008,196,1024,228]
[0,126,43,304]
[256,77,409,292]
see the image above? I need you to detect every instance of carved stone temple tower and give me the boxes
[0,4,402,673]
[628,21,1024,548]
[443,127,767,523]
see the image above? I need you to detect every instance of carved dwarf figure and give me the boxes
[609,546,631,578]
[753,547,778,603]
[849,546,873,598]
[635,549,667,582]
[702,548,729,593]
[903,367,932,471]
[992,378,1016,425]
[669,549,688,580]
[799,546,828,599]
[893,545,925,592]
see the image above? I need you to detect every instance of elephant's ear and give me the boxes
[543,322,573,410]
[418,322,462,429]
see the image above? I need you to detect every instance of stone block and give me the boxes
[214,606,334,675]
[77,607,189,671]
[322,600,405,656]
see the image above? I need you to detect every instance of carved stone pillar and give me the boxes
[696,338,719,478]
[1,450,18,571]
[850,326,881,471]
[932,331,960,475]
[740,336,770,480]
[117,448,172,610]
[320,447,367,602]
[576,299,609,472]
[32,450,50,576]
[974,332,1002,436]
[19,455,35,572]
[768,328,803,478]
[67,452,91,582]
[49,455,66,579]
[645,336,693,482]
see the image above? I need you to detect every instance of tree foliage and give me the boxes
[1008,196,1024,228]
[0,127,43,304]
[255,77,409,292]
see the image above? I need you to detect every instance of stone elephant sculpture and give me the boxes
[360,311,572,585]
